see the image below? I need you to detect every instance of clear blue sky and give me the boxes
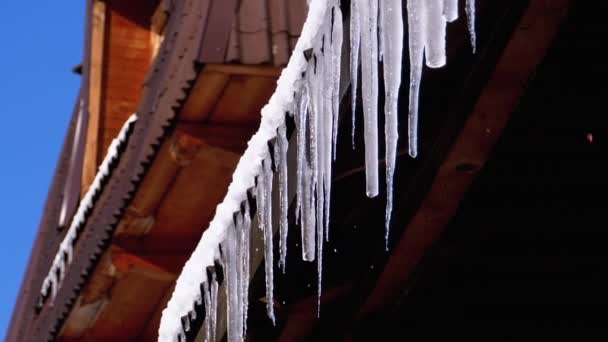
[0,1,85,337]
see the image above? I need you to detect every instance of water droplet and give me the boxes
[587,133,593,143]
[333,248,337,253]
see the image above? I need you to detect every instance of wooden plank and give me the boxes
[139,284,175,341]
[148,145,240,242]
[179,70,231,122]
[61,246,175,340]
[209,75,278,125]
[176,122,257,154]
[82,0,106,193]
[358,0,571,318]
[116,140,179,238]
[205,63,282,77]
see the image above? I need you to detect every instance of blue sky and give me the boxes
[0,1,85,337]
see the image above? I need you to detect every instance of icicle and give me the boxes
[301,66,317,262]
[331,4,343,161]
[210,275,218,342]
[203,274,218,342]
[316,185,324,317]
[349,0,360,149]
[241,203,252,337]
[224,223,239,342]
[424,0,447,68]
[465,0,477,53]
[295,84,309,224]
[301,151,316,261]
[316,22,330,315]
[406,0,425,158]
[262,157,276,324]
[358,0,379,198]
[276,124,289,272]
[380,0,403,250]
[202,286,210,341]
[443,0,459,22]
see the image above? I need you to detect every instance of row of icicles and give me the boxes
[162,0,476,341]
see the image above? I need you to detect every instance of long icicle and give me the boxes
[295,83,309,225]
[358,0,379,197]
[316,18,329,316]
[262,157,276,324]
[406,0,425,158]
[350,0,360,149]
[331,4,343,162]
[241,202,252,337]
[380,0,403,249]
[465,0,477,53]
[277,123,289,272]
[225,223,239,342]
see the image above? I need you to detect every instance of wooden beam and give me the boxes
[175,122,257,154]
[358,0,571,319]
[82,0,106,194]
[205,63,282,77]
[209,74,278,125]
[60,246,175,340]
[179,70,231,122]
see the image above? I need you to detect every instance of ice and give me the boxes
[465,0,477,53]
[358,0,379,198]
[331,4,343,161]
[224,222,240,342]
[58,99,86,229]
[276,123,289,272]
[210,275,219,342]
[295,83,309,224]
[406,0,425,158]
[380,0,403,249]
[258,157,275,324]
[301,146,316,261]
[443,0,459,22]
[349,0,360,149]
[203,273,219,342]
[424,0,447,68]
[241,203,252,337]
